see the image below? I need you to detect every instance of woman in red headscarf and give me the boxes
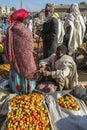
[5,9,37,94]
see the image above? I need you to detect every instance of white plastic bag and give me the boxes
[46,90,87,130]
[0,89,17,130]
[73,85,87,105]
[0,76,9,89]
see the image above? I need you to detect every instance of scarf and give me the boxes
[5,22,36,79]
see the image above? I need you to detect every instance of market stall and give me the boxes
[0,86,87,130]
[0,64,10,89]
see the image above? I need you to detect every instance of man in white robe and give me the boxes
[64,3,86,55]
[52,12,65,45]
[39,45,78,91]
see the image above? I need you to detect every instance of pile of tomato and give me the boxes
[57,94,80,111]
[7,93,51,130]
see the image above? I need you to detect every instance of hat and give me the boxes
[10,9,29,23]
[57,45,67,54]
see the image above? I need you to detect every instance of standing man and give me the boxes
[27,15,33,32]
[52,12,65,44]
[41,3,58,58]
[64,3,86,56]
[2,17,9,35]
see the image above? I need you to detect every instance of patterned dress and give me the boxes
[5,22,37,94]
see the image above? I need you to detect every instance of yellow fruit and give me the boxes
[7,93,51,129]
[0,44,3,53]
[57,94,80,111]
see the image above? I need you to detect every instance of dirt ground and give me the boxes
[76,52,87,85]
[78,70,87,85]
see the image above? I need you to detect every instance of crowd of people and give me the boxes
[0,3,87,94]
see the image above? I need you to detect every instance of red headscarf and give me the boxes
[10,9,29,23]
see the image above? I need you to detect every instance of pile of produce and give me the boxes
[7,93,51,130]
[0,44,4,53]
[34,41,43,50]
[57,94,80,111]
[0,64,10,79]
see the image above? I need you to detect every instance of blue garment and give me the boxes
[2,23,9,34]
[9,70,36,94]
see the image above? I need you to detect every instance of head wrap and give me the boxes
[52,12,59,19]
[57,45,67,54]
[10,9,29,23]
[70,3,81,16]
[45,3,54,13]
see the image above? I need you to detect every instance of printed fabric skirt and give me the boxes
[9,70,36,94]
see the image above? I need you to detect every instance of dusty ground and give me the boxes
[76,51,87,85]
[78,70,87,85]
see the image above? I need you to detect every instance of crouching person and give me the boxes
[37,45,78,93]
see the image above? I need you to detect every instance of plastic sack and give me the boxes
[0,77,9,90]
[70,85,87,106]
[0,88,17,130]
[0,89,55,130]
[46,90,87,130]
[73,85,87,99]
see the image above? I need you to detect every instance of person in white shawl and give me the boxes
[64,3,86,55]
[39,45,78,91]
[52,12,65,45]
